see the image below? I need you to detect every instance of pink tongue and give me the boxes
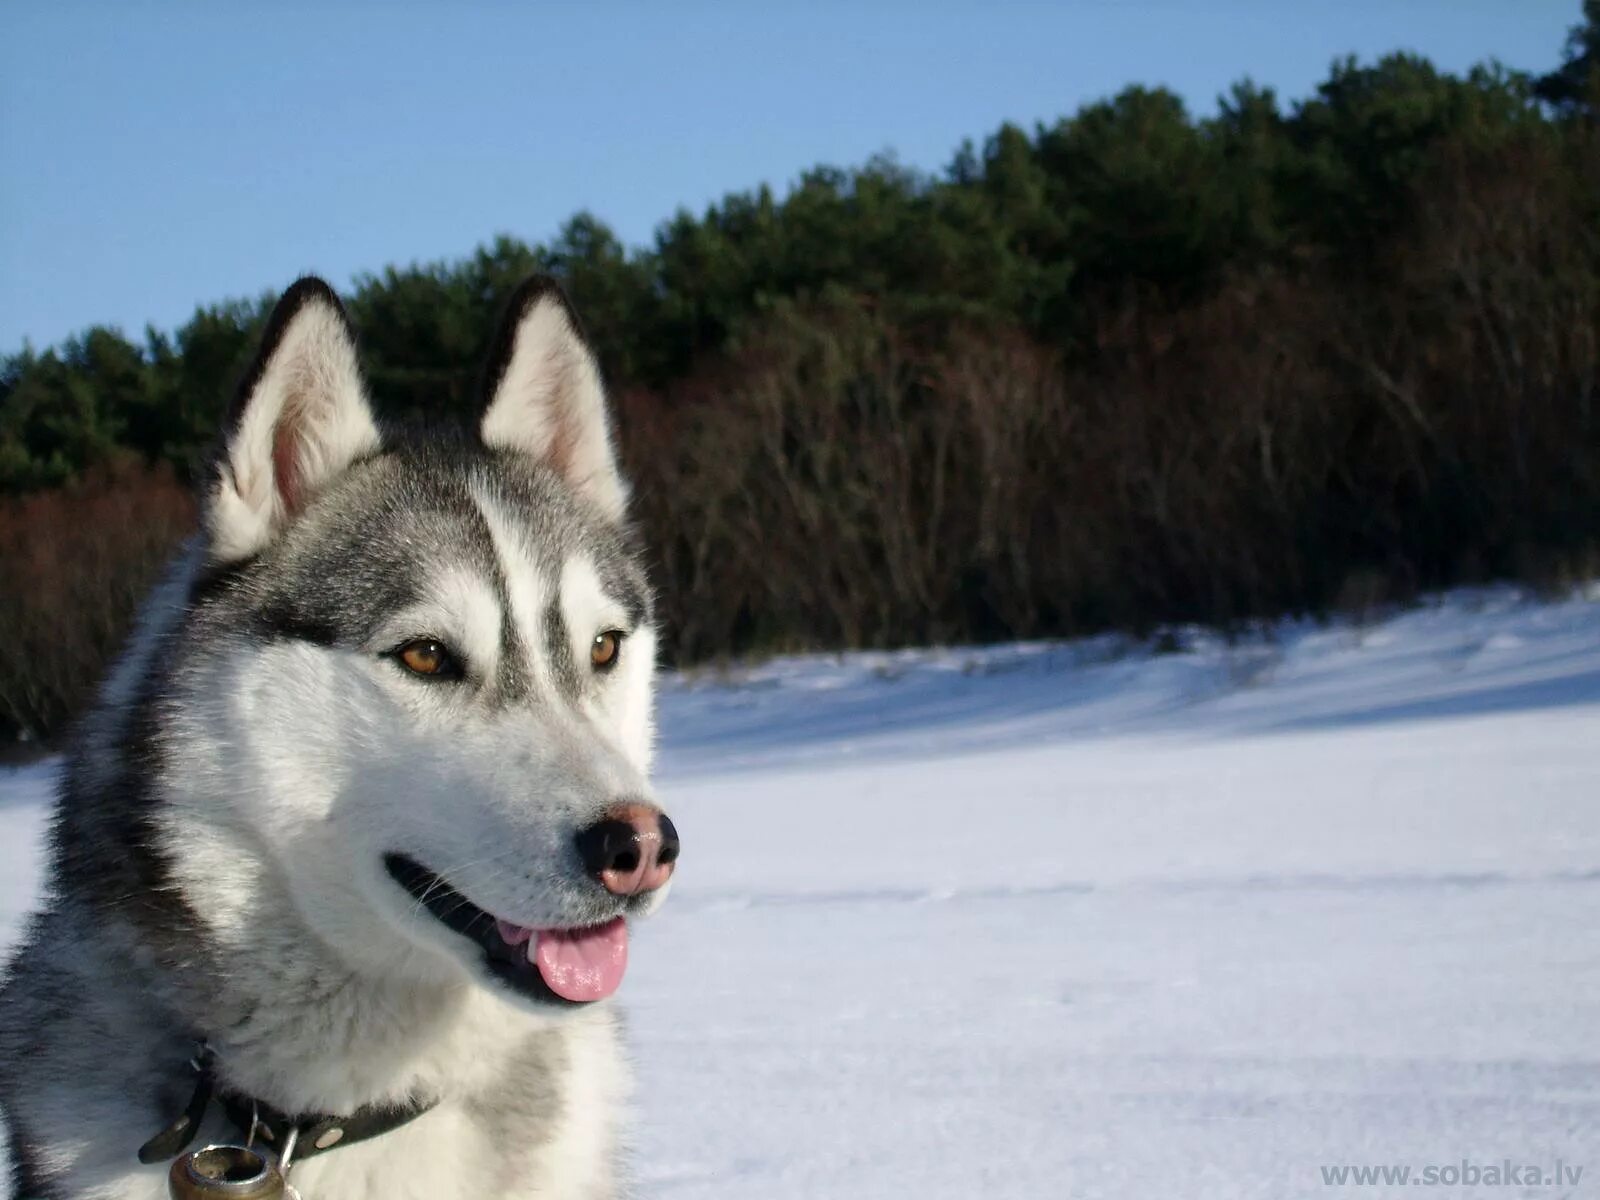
[532,918,629,1001]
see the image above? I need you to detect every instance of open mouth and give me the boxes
[383,853,628,1005]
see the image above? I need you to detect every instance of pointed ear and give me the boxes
[479,276,628,521]
[206,277,381,562]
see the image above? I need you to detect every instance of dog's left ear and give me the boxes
[206,277,382,562]
[479,277,628,522]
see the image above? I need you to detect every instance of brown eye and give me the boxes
[591,631,623,671]
[397,639,458,679]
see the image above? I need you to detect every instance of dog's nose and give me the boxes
[575,803,679,896]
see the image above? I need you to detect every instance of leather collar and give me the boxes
[138,1043,435,1167]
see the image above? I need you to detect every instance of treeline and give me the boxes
[3,8,1600,742]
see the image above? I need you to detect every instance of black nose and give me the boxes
[657,813,680,865]
[575,804,680,894]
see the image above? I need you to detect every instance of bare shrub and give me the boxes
[622,303,1070,661]
[0,458,194,745]
[930,326,1070,637]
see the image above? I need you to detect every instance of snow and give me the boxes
[0,763,53,954]
[4,585,1599,1197]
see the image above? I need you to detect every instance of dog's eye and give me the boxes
[396,639,460,679]
[591,631,623,671]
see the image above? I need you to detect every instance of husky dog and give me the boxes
[0,277,678,1199]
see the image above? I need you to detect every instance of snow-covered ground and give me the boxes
[4,586,1599,1197]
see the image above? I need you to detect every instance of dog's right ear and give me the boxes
[478,276,629,522]
[206,278,382,563]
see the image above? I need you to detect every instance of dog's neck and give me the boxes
[62,765,540,1119]
[154,834,542,1116]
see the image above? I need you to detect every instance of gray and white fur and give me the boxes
[0,276,677,1199]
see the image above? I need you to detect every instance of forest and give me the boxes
[2,6,1598,743]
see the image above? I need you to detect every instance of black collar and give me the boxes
[138,1044,435,1167]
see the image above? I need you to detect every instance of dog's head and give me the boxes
[167,277,674,1014]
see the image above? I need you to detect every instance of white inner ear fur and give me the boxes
[209,297,380,562]
[480,296,629,522]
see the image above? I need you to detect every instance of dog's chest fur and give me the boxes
[1,919,629,1199]
[286,1009,629,1200]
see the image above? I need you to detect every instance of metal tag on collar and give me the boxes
[167,1143,289,1199]
[170,1113,304,1200]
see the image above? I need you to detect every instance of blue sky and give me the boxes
[0,1,1578,351]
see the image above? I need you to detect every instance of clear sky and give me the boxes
[0,1,1578,351]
